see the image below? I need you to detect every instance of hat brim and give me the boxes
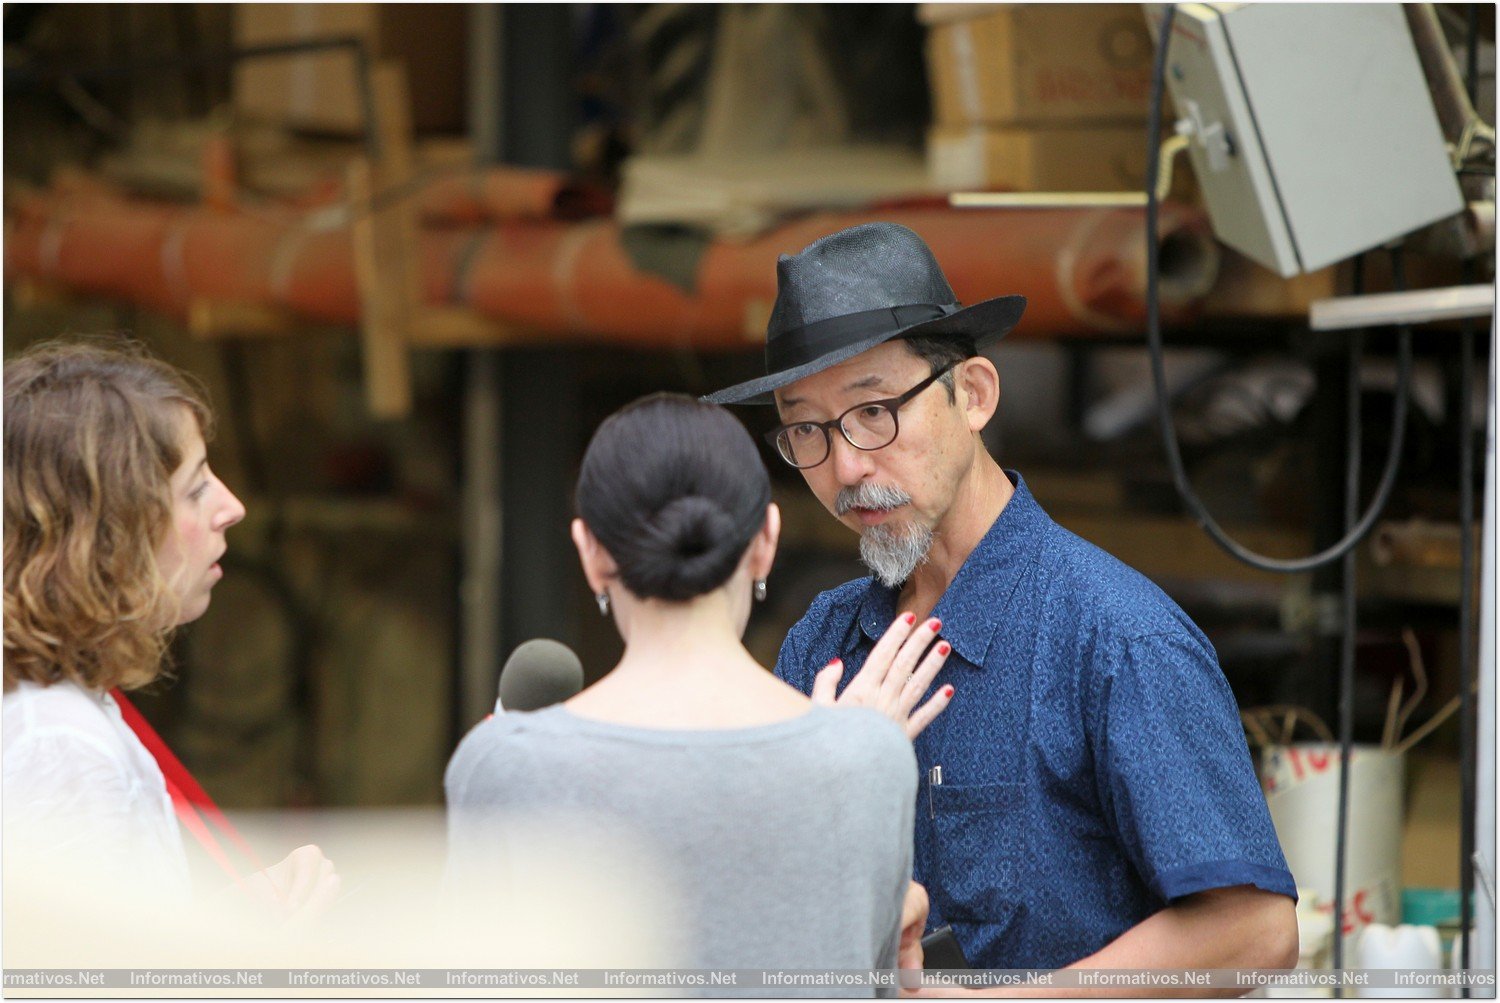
[703,294,1027,406]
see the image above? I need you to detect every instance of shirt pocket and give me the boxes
[929,780,1024,925]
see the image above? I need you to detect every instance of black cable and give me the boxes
[1459,319,1477,992]
[1146,5,1414,574]
[1457,5,1480,988]
[1331,252,1366,983]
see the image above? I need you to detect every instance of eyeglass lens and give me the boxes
[775,404,898,468]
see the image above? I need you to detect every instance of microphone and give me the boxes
[496,639,584,713]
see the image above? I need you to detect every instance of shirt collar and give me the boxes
[857,470,1051,666]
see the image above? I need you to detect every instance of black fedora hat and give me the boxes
[704,222,1026,406]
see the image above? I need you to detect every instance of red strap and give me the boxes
[112,689,268,879]
[162,775,251,893]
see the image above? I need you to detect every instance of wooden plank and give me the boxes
[347,59,422,419]
[8,278,78,310]
[187,298,298,340]
[348,155,412,418]
[371,62,425,331]
[406,307,550,348]
[1054,511,1311,587]
[772,479,1309,589]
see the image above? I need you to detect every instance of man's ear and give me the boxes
[957,356,999,433]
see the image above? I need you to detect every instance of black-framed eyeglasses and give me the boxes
[763,361,959,469]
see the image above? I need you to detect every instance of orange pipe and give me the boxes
[449,206,1216,345]
[8,193,363,324]
[413,168,613,224]
[7,189,1216,348]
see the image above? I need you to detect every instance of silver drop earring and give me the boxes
[596,591,611,617]
[753,578,767,602]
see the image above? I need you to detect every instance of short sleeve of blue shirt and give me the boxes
[1086,628,1296,903]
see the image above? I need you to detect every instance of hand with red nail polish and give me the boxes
[810,611,954,740]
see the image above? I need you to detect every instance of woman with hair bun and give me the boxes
[3,337,337,918]
[446,393,948,979]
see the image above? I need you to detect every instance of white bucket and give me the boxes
[1261,743,1405,940]
[1354,923,1447,998]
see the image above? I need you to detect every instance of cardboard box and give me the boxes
[927,123,1150,192]
[924,4,1153,126]
[233,4,468,136]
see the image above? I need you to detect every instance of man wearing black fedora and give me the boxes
[707,222,1298,979]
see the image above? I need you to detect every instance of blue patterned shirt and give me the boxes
[774,471,1295,969]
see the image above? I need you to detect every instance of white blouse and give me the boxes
[3,679,191,900]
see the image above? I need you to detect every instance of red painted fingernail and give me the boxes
[827,658,841,667]
[903,612,916,625]
[943,685,954,697]
[929,618,942,631]
[937,642,951,656]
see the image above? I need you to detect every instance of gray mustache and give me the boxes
[835,482,912,517]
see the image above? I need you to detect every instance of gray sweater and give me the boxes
[445,704,916,986]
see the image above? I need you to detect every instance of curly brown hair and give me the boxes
[4,337,214,692]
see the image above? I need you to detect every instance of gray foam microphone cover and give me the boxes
[497,638,584,712]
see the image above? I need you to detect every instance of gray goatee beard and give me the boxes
[836,482,934,589]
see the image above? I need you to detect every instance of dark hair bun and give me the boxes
[576,394,771,602]
[622,495,740,601]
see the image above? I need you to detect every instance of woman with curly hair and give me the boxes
[3,336,336,916]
